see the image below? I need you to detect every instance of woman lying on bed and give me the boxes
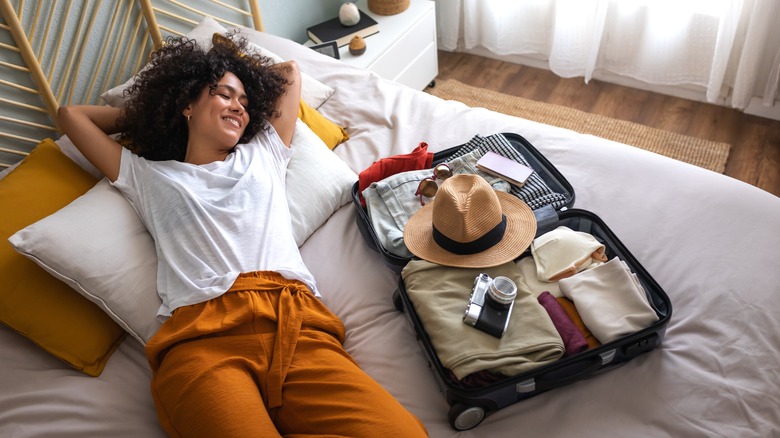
[57,34,426,438]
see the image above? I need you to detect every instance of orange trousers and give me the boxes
[145,271,427,438]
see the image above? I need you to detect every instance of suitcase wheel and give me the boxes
[448,403,486,430]
[392,289,404,312]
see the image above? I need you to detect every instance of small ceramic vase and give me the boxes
[349,35,366,55]
[339,2,361,26]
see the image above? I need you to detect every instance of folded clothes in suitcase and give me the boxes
[353,133,575,272]
[352,132,672,430]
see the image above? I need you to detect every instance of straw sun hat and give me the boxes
[404,174,537,268]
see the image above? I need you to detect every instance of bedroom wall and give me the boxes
[258,0,344,44]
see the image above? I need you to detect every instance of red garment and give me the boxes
[358,142,434,206]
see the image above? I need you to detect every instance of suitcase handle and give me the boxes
[535,356,604,389]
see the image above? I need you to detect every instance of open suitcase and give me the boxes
[351,133,672,430]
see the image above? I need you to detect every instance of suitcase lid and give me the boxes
[352,132,575,272]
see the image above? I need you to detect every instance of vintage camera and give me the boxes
[463,273,517,338]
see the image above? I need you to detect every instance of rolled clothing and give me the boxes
[558,258,659,344]
[537,291,589,356]
[556,297,601,349]
[401,260,564,380]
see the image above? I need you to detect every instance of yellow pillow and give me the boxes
[0,139,125,376]
[298,99,349,150]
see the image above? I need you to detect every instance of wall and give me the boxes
[259,0,344,44]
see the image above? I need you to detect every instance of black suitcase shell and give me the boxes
[352,133,672,430]
[394,208,672,430]
[352,133,575,273]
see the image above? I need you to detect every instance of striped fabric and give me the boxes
[445,134,568,210]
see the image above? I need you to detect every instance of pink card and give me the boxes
[476,151,534,186]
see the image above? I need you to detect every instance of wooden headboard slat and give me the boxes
[129,15,149,82]
[0,59,28,72]
[0,0,60,124]
[0,78,37,94]
[0,132,39,145]
[154,7,198,28]
[0,40,21,52]
[139,0,162,49]
[0,115,57,131]
[0,96,48,113]
[1,146,31,155]
[208,0,253,18]
[26,0,42,40]
[0,0,265,168]
[84,1,123,102]
[60,0,98,105]
[156,2,242,31]
[34,0,55,60]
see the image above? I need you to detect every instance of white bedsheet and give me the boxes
[2,30,779,437]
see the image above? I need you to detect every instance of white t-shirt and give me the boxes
[111,128,319,320]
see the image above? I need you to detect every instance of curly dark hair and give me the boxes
[118,34,289,161]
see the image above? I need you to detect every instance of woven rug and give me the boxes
[426,79,731,173]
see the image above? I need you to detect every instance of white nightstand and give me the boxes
[310,0,438,90]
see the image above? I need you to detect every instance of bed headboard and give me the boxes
[0,0,264,169]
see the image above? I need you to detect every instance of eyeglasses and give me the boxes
[415,163,453,205]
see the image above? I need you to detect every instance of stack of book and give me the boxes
[307,10,379,47]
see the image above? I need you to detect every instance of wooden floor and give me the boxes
[436,51,780,198]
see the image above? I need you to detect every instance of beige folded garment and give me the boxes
[516,253,603,298]
[558,258,659,343]
[531,226,607,282]
[401,260,564,380]
[516,255,563,298]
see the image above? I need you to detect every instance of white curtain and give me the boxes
[435,0,780,110]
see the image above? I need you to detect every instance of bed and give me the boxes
[2,1,780,437]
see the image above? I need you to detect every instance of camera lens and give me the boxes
[486,276,517,309]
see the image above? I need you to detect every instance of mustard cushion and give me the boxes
[298,99,349,150]
[0,139,125,376]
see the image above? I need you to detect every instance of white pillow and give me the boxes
[287,119,357,245]
[11,122,356,344]
[9,179,162,343]
[101,17,334,110]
